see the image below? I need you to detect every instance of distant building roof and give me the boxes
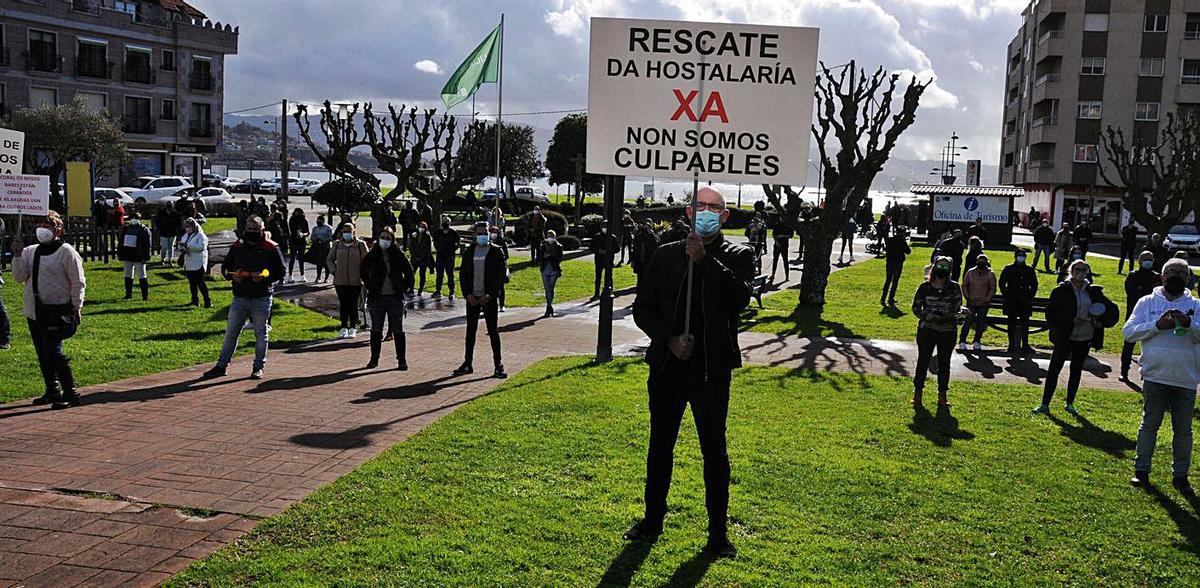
[910,184,1024,198]
[155,0,207,19]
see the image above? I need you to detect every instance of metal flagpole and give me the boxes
[494,14,504,200]
[682,51,707,337]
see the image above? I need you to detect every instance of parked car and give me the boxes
[1165,224,1200,254]
[220,177,243,190]
[160,187,235,207]
[201,173,224,187]
[120,176,195,204]
[288,179,323,196]
[260,177,299,195]
[93,187,134,206]
[514,186,551,204]
[231,178,267,194]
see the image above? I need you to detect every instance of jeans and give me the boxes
[368,295,406,362]
[643,368,731,537]
[1032,244,1053,272]
[312,242,331,281]
[334,285,362,329]
[28,319,74,394]
[1043,339,1091,406]
[882,260,904,302]
[0,279,10,345]
[541,267,560,306]
[217,296,272,371]
[159,236,175,262]
[464,295,502,368]
[960,305,989,343]
[1134,380,1196,476]
[914,328,955,394]
[185,269,210,305]
[435,252,456,295]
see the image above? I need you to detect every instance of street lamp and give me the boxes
[940,132,969,185]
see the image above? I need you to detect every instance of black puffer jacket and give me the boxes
[633,234,755,378]
[361,245,414,302]
[1046,281,1119,350]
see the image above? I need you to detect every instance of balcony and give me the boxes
[123,116,155,135]
[1177,82,1200,104]
[1028,159,1055,169]
[26,52,62,73]
[189,122,214,138]
[1032,75,1059,104]
[1028,118,1059,144]
[189,72,215,92]
[123,65,156,84]
[75,56,111,79]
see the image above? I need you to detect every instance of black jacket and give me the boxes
[155,209,182,239]
[1121,223,1139,246]
[1124,268,1160,315]
[118,223,152,262]
[884,235,911,263]
[1033,225,1055,247]
[361,245,415,302]
[458,243,507,299]
[998,262,1038,315]
[590,232,618,264]
[633,235,755,378]
[1046,281,1119,350]
[632,226,660,274]
[433,227,460,256]
[221,237,286,298]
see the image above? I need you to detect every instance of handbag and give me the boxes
[32,251,79,339]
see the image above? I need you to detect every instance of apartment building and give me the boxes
[999,0,1200,235]
[0,0,238,186]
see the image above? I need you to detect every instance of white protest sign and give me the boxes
[0,128,24,175]
[932,195,1009,224]
[586,18,819,185]
[0,174,51,215]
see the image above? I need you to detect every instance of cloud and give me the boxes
[414,59,442,75]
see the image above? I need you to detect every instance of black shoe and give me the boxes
[1120,367,1130,380]
[31,391,59,406]
[52,392,79,410]
[1131,471,1151,487]
[622,521,662,541]
[204,300,213,309]
[396,361,408,371]
[493,365,508,379]
[704,536,738,559]
[453,363,473,376]
[1174,477,1195,497]
[366,358,379,369]
[203,365,228,378]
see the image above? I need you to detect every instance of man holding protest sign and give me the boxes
[628,187,754,558]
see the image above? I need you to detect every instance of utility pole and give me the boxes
[280,99,290,201]
[570,154,586,225]
[596,174,624,363]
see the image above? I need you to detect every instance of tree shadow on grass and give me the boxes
[908,404,975,447]
[596,538,657,588]
[1145,485,1200,556]
[1047,413,1135,459]
[741,300,866,339]
[741,334,910,394]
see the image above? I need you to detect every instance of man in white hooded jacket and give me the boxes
[1123,258,1200,496]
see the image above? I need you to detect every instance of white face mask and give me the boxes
[547,237,557,244]
[378,239,392,249]
[35,227,55,244]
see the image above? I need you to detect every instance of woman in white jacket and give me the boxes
[178,217,211,308]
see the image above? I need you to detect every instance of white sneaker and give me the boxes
[972,342,982,351]
[339,328,348,338]
[348,328,358,338]
[958,342,967,352]
[285,276,294,284]
[297,276,307,283]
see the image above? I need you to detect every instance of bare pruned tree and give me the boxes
[293,101,380,190]
[762,61,929,305]
[407,116,489,222]
[363,103,436,203]
[1098,112,1200,238]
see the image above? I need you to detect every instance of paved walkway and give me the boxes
[2,236,1143,586]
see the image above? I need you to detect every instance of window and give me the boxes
[1145,14,1169,32]
[190,56,213,91]
[76,39,107,79]
[1136,102,1161,121]
[1140,57,1164,77]
[123,96,153,134]
[124,47,152,83]
[161,49,175,71]
[1183,59,1200,85]
[28,30,59,72]
[1074,144,1098,163]
[1081,57,1106,76]
[75,91,106,112]
[190,102,213,137]
[30,87,56,108]
[1078,101,1102,119]
[115,1,139,18]
[1083,13,1109,32]
[1188,14,1200,40]
[161,98,175,120]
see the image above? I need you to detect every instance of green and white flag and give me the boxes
[441,24,501,109]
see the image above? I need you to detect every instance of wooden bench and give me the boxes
[982,295,1051,334]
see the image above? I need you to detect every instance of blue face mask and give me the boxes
[475,234,489,246]
[694,210,722,238]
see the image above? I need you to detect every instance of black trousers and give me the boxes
[435,253,456,295]
[643,368,731,537]
[1118,242,1137,273]
[185,269,210,305]
[334,285,361,328]
[772,240,789,279]
[1121,340,1137,372]
[881,260,904,302]
[1043,339,1091,406]
[914,328,954,394]
[594,260,613,296]
[1007,313,1031,349]
[28,319,75,394]
[465,296,502,368]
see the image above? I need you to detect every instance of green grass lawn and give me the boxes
[0,262,337,403]
[503,257,636,307]
[175,357,1200,586]
[746,246,1136,355]
[200,216,237,234]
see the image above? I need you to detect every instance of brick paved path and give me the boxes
[2,237,1141,586]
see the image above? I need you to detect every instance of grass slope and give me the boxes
[176,357,1200,586]
[746,247,1136,355]
[0,262,337,403]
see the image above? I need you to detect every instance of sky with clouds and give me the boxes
[198,0,1029,167]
